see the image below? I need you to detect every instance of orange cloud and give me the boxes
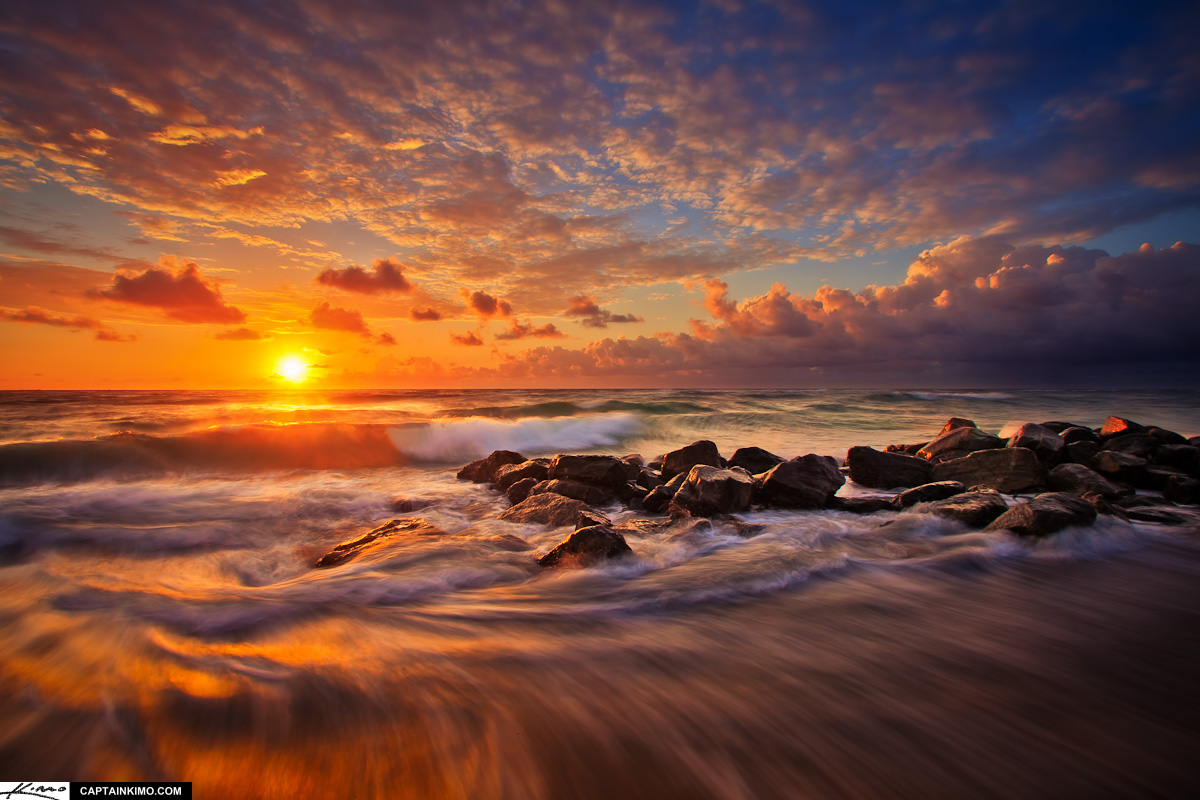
[214,327,264,341]
[0,305,132,341]
[310,301,371,335]
[409,307,442,321]
[494,319,567,341]
[88,258,245,323]
[450,331,484,346]
[461,289,513,318]
[316,257,413,294]
[564,295,644,328]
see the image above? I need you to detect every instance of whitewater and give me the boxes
[1,388,1199,798]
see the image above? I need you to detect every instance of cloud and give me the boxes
[0,305,132,341]
[316,257,413,294]
[310,301,371,336]
[88,257,245,323]
[461,289,513,318]
[409,307,442,321]
[450,331,485,346]
[376,331,397,346]
[0,226,122,261]
[494,319,567,341]
[564,295,644,328]
[214,327,264,341]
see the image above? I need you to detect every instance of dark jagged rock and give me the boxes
[1115,495,1175,509]
[642,472,687,514]
[389,497,433,513]
[754,455,844,509]
[1060,426,1100,445]
[499,493,596,526]
[1164,475,1200,505]
[728,446,785,475]
[1155,444,1200,473]
[548,454,631,489]
[939,417,977,436]
[892,481,966,509]
[1007,423,1064,464]
[1136,466,1190,491]
[917,427,1005,463]
[832,496,898,514]
[575,508,612,529]
[931,448,1045,494]
[668,465,754,517]
[1081,492,1129,521]
[315,518,444,567]
[635,468,665,492]
[1100,416,1146,439]
[493,459,550,491]
[1089,450,1147,483]
[1147,427,1189,446]
[984,492,1097,537]
[1103,433,1159,459]
[916,490,1009,528]
[506,477,538,505]
[660,440,723,480]
[1039,421,1083,434]
[1124,506,1200,525]
[885,442,927,455]
[1047,463,1125,499]
[538,525,633,568]
[846,446,934,489]
[529,478,616,506]
[1063,441,1101,465]
[457,450,525,483]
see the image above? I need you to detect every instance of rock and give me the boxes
[538,525,633,568]
[389,497,433,513]
[457,450,525,483]
[621,453,646,468]
[1164,475,1200,505]
[1115,495,1176,509]
[1136,466,1190,492]
[547,454,631,489]
[1007,423,1064,464]
[832,496,896,514]
[529,478,616,506]
[1147,427,1189,446]
[494,459,550,491]
[1063,441,1101,464]
[1039,421,1082,434]
[499,493,595,526]
[885,442,927,455]
[1103,433,1159,459]
[506,477,538,505]
[939,417,977,436]
[1089,450,1147,482]
[1060,426,1100,444]
[642,472,688,514]
[728,446,785,475]
[1100,416,1146,438]
[1189,437,1200,448]
[660,440,722,480]
[984,492,1097,537]
[668,465,754,517]
[892,481,966,509]
[315,518,444,567]
[575,508,612,529]
[846,446,934,489]
[1047,463,1125,499]
[754,455,844,509]
[917,490,1009,528]
[931,448,1045,494]
[635,468,665,492]
[1081,492,1128,521]
[1125,507,1200,525]
[916,427,1005,462]
[1155,444,1200,473]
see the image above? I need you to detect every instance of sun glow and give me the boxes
[277,356,309,383]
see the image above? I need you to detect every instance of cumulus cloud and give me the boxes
[310,301,371,336]
[88,257,245,323]
[376,331,397,346]
[462,290,513,318]
[450,330,485,346]
[316,257,413,294]
[0,305,132,341]
[494,319,567,341]
[564,295,646,328]
[409,307,442,322]
[214,327,264,341]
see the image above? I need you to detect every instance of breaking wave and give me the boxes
[388,413,643,462]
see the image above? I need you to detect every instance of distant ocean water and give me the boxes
[1,388,1198,797]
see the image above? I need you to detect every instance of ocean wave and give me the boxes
[437,399,712,420]
[388,413,642,462]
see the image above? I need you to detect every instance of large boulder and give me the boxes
[547,454,631,489]
[529,479,615,506]
[984,492,1098,536]
[537,525,633,568]
[1063,441,1101,465]
[668,465,754,517]
[1060,426,1099,444]
[642,472,688,514]
[1007,423,1064,464]
[932,448,1045,494]
[916,427,1005,463]
[660,440,722,480]
[506,477,539,505]
[1099,416,1146,439]
[1047,463,1125,499]
[892,481,966,509]
[493,459,550,490]
[1102,433,1159,459]
[939,417,977,436]
[1155,444,1200,472]
[916,490,1009,528]
[1147,426,1190,446]
[315,518,444,567]
[1089,450,1147,483]
[457,450,525,483]
[728,446,785,475]
[1163,476,1200,505]
[499,493,596,526]
[754,455,844,509]
[846,446,934,489]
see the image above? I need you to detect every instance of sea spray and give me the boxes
[387,413,644,462]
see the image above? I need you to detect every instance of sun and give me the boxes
[276,355,309,383]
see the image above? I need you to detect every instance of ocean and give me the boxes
[1,388,1199,798]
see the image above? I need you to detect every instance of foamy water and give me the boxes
[1,389,1198,797]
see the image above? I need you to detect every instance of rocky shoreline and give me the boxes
[315,415,1200,569]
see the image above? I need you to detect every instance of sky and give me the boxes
[1,0,1198,389]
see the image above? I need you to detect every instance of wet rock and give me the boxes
[885,442,927,455]
[668,465,754,517]
[389,497,433,513]
[1103,433,1159,459]
[984,492,1097,537]
[728,446,785,475]
[1039,421,1083,434]
[754,455,844,509]
[1061,426,1100,444]
[832,496,898,514]
[642,472,688,514]
[457,450,525,483]
[538,525,633,568]
[1081,492,1128,521]
[1155,444,1200,473]
[1063,441,1101,464]
[529,478,616,506]
[499,493,596,526]
[1163,475,1200,505]
[931,448,1045,494]
[1099,416,1146,438]
[1115,495,1176,509]
[892,481,966,509]
[505,477,538,505]
[315,518,445,567]
[939,417,977,435]
[1047,463,1125,499]
[1147,427,1189,446]
[635,468,665,492]
[916,490,1009,528]
[1137,466,1190,492]
[1189,436,1200,448]
[1007,423,1064,464]
[917,427,1005,462]
[1124,506,1200,525]
[846,446,934,489]
[493,459,550,491]
[660,440,723,480]
[575,508,612,529]
[548,454,631,489]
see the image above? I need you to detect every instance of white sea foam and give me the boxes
[387,413,643,462]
